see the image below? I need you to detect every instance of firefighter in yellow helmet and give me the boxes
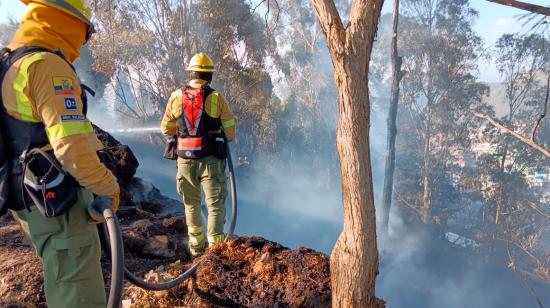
[0,1,119,307]
[161,53,236,257]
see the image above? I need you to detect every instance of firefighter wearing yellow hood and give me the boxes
[1,1,119,307]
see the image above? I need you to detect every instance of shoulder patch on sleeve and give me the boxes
[53,76,76,95]
[60,114,86,122]
[63,97,78,110]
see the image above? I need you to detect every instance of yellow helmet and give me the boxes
[21,0,95,40]
[186,53,216,72]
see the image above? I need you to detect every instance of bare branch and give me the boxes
[531,74,550,142]
[472,110,550,159]
[251,0,280,33]
[395,190,423,216]
[486,0,550,16]
[528,202,550,219]
[507,245,547,308]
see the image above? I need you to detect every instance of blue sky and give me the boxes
[1,1,548,81]
[381,0,550,81]
[467,1,549,81]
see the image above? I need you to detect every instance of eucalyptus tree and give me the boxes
[90,0,282,154]
[311,0,385,306]
[395,0,489,223]
[494,33,550,172]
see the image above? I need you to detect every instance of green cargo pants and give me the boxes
[11,189,106,308]
[177,155,227,255]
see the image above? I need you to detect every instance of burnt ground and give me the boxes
[0,205,189,308]
[0,215,45,308]
[125,236,332,308]
[0,130,334,307]
[0,206,333,308]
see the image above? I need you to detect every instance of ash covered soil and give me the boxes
[0,128,332,307]
[125,236,331,307]
[0,214,44,307]
[0,206,332,307]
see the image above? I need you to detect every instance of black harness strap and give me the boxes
[0,46,53,215]
[0,46,88,216]
[0,46,92,116]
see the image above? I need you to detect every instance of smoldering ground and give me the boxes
[81,10,550,308]
[88,95,550,308]
[378,212,550,307]
[97,129,550,307]
[1,0,548,306]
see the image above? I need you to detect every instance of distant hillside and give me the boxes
[483,71,549,119]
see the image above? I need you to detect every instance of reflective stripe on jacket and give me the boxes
[1,49,119,198]
[161,79,236,141]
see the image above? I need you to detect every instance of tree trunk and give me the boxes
[495,185,503,225]
[500,142,509,171]
[310,0,384,307]
[500,108,514,171]
[531,75,550,142]
[381,0,401,235]
[420,128,431,223]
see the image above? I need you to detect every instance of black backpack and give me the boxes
[0,46,53,216]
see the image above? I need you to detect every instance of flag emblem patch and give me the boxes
[53,77,76,95]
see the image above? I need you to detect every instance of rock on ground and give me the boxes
[94,125,140,207]
[125,177,184,217]
[94,125,139,186]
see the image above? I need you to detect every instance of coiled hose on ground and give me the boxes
[101,144,238,307]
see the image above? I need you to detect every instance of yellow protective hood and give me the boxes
[10,3,88,63]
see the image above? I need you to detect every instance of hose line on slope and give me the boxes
[102,143,238,293]
[103,207,124,308]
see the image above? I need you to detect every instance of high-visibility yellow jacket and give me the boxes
[1,3,120,206]
[161,79,236,141]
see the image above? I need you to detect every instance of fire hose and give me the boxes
[99,143,238,307]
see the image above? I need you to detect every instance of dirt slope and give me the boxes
[0,215,45,308]
[0,211,332,308]
[126,236,331,307]
[0,129,333,307]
